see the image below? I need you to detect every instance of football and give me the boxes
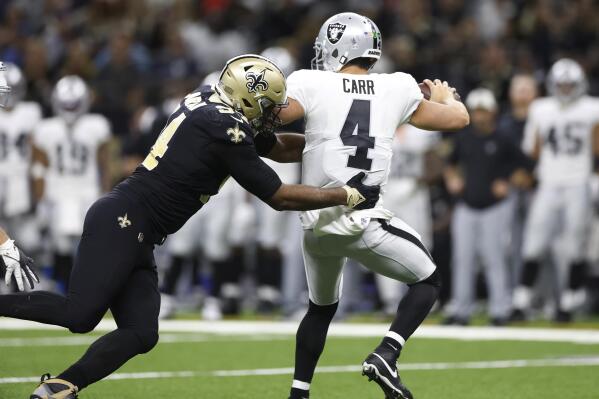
[419,82,461,101]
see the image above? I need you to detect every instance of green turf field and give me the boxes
[1,326,599,398]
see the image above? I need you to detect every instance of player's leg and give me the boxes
[53,264,159,392]
[479,201,512,324]
[255,200,287,312]
[352,218,438,399]
[289,230,345,399]
[0,198,135,331]
[446,203,478,324]
[559,183,592,319]
[513,186,558,317]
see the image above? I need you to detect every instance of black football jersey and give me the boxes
[114,86,282,236]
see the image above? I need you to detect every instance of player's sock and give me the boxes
[568,260,588,290]
[291,300,338,397]
[161,255,185,295]
[289,381,310,398]
[377,270,440,362]
[57,328,157,390]
[520,259,540,287]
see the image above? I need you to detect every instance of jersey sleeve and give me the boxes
[215,141,282,201]
[287,70,313,115]
[394,73,424,125]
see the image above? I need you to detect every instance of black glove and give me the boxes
[343,172,381,210]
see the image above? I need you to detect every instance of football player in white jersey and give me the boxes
[512,58,599,322]
[0,63,43,267]
[376,125,440,315]
[254,47,303,312]
[256,13,468,399]
[32,76,111,289]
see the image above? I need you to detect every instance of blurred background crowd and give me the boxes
[1,0,599,324]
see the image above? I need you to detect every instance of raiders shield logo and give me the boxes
[245,70,269,93]
[327,22,346,44]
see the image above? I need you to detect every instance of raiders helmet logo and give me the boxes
[245,70,269,93]
[327,22,346,44]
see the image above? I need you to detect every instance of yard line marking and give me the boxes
[0,334,289,347]
[1,319,599,344]
[2,357,599,384]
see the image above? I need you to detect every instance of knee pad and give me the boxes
[133,328,159,354]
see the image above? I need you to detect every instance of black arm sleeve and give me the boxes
[216,142,282,201]
[254,132,277,156]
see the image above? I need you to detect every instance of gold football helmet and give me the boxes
[216,54,287,134]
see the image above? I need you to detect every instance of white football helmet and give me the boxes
[51,75,90,124]
[312,12,382,72]
[1,63,26,108]
[547,58,587,104]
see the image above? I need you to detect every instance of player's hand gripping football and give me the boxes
[0,239,39,291]
[422,79,461,103]
[343,172,381,210]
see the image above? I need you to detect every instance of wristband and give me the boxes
[342,186,365,209]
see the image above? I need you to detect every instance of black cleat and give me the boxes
[362,353,413,399]
[30,373,78,398]
[554,309,572,323]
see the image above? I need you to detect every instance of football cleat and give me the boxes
[30,373,78,399]
[362,353,413,399]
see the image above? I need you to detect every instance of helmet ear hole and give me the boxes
[242,98,252,107]
[332,49,339,58]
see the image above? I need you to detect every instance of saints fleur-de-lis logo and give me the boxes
[226,123,246,144]
[117,214,131,229]
[245,70,269,93]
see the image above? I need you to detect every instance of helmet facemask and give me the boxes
[252,97,288,136]
[0,63,10,108]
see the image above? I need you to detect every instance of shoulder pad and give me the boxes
[191,103,254,146]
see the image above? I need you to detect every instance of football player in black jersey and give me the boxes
[0,55,380,399]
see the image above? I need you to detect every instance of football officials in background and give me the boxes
[513,59,599,322]
[272,13,469,399]
[31,76,112,289]
[443,88,533,327]
[0,54,380,399]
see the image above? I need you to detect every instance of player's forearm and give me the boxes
[267,184,346,211]
[0,227,9,245]
[266,133,305,163]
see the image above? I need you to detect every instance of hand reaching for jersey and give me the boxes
[0,239,39,291]
[343,172,381,210]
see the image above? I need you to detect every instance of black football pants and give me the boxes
[0,193,161,390]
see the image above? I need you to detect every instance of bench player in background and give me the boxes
[0,63,43,284]
[264,13,469,399]
[512,58,599,322]
[31,75,112,290]
[0,63,40,293]
[0,55,380,399]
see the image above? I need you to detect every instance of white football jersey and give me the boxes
[523,96,599,185]
[389,125,439,180]
[287,69,423,228]
[0,102,42,216]
[33,114,110,202]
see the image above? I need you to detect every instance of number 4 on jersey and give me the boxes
[340,99,375,170]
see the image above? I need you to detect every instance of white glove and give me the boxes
[0,239,39,291]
